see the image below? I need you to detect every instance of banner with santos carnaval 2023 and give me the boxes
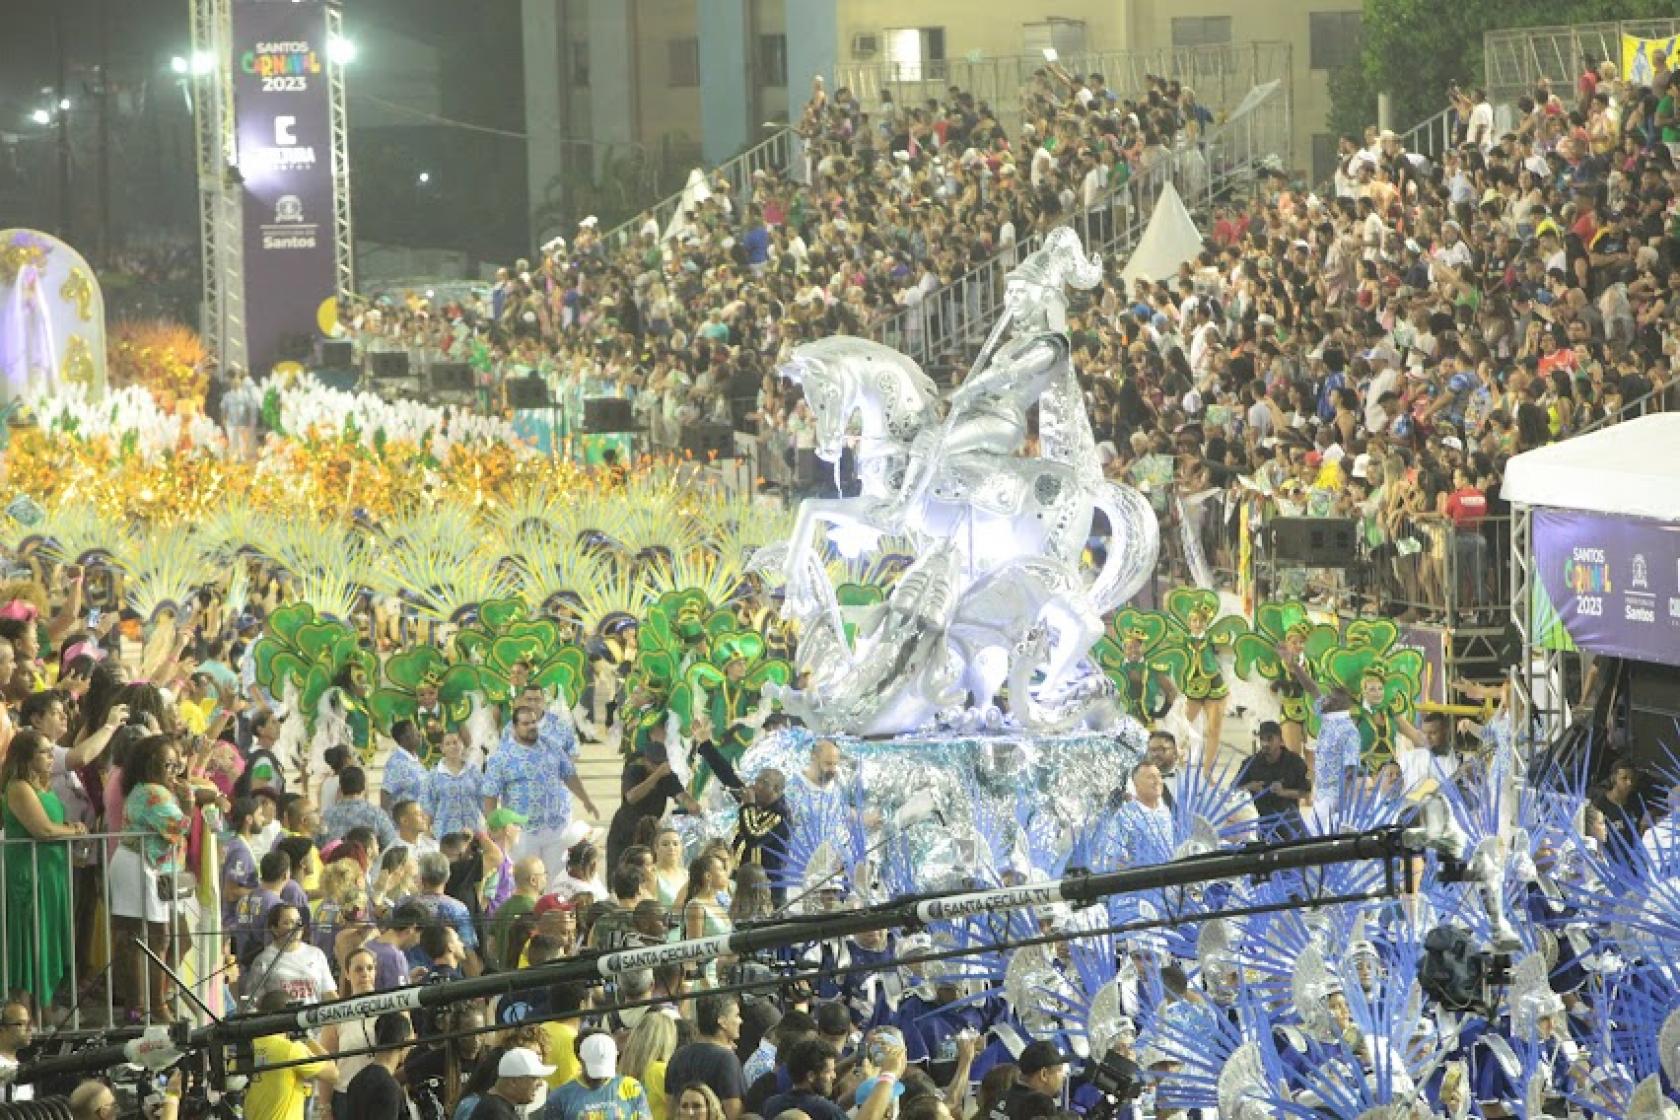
[234,0,335,378]
[1533,508,1680,667]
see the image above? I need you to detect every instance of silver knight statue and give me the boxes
[761,227,1159,736]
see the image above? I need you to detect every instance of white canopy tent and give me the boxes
[1501,412,1680,521]
[1119,180,1204,288]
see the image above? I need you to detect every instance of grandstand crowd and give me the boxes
[6,44,1680,1120]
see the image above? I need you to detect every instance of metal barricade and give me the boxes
[0,827,221,1032]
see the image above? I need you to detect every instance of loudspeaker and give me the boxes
[505,377,550,410]
[429,362,475,394]
[368,351,410,379]
[682,423,735,460]
[319,339,354,367]
[584,397,634,432]
[1629,659,1680,774]
[1269,517,1359,567]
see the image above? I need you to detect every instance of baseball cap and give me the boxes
[1018,1040,1069,1076]
[1351,453,1372,480]
[499,1047,557,1079]
[486,808,528,830]
[580,1033,618,1078]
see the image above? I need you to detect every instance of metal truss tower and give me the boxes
[325,3,354,306]
[190,0,245,373]
[191,0,354,373]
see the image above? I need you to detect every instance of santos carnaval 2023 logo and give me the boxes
[1562,546,1612,617]
[242,41,322,92]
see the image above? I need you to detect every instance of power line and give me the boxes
[350,93,527,140]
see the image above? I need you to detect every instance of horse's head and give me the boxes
[780,348,853,463]
[782,338,939,462]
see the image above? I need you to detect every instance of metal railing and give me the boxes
[600,128,799,253]
[1399,107,1460,163]
[1483,19,1680,107]
[835,42,1294,128]
[865,80,1291,368]
[0,827,221,1032]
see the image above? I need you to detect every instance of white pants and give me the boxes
[513,825,575,880]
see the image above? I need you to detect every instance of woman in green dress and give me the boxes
[2,729,86,1007]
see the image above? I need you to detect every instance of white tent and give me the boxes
[661,169,713,243]
[1120,180,1205,287]
[1501,412,1680,521]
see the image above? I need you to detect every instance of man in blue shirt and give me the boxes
[483,705,599,876]
[400,851,482,974]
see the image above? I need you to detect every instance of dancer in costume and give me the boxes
[1111,628,1177,727]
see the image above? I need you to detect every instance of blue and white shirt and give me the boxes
[424,763,485,838]
[483,729,578,832]
[383,746,429,806]
[319,795,397,849]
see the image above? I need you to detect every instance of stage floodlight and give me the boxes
[170,56,190,75]
[329,35,357,65]
[30,109,50,125]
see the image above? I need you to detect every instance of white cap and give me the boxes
[1351,453,1371,480]
[499,1048,557,1079]
[580,1033,618,1079]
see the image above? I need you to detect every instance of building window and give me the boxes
[758,33,788,87]
[668,36,700,87]
[885,26,946,81]
[1311,132,1338,184]
[569,39,590,87]
[1171,16,1232,48]
[1309,11,1362,71]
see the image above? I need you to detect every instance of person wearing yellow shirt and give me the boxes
[245,991,339,1120]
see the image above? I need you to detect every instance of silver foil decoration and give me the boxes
[770,228,1160,736]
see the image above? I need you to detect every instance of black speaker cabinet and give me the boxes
[319,339,354,367]
[505,377,550,410]
[584,397,634,432]
[1269,517,1359,567]
[368,350,410,379]
[429,362,475,394]
[682,422,735,459]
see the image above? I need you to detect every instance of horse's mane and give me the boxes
[790,337,939,411]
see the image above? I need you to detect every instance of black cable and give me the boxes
[16,824,1411,1084]
[225,882,1397,1077]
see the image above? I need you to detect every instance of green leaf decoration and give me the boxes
[385,646,448,692]
[1165,587,1220,631]
[267,602,315,646]
[367,688,418,732]
[479,596,528,631]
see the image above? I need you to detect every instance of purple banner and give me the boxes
[1534,508,1680,666]
[1394,624,1448,707]
[233,0,335,377]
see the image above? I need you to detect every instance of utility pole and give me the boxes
[54,0,73,241]
[97,0,113,262]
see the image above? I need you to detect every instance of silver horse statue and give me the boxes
[766,227,1159,735]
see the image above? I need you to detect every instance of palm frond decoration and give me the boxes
[195,506,277,561]
[261,520,367,621]
[641,547,746,608]
[573,565,656,636]
[365,540,515,624]
[37,504,132,568]
[370,503,484,565]
[112,526,217,620]
[703,495,798,559]
[513,536,604,618]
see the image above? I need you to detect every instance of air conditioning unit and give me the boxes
[851,32,880,59]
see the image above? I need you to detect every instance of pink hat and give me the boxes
[0,600,39,624]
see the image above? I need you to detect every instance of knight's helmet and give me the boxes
[1002,226,1104,335]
